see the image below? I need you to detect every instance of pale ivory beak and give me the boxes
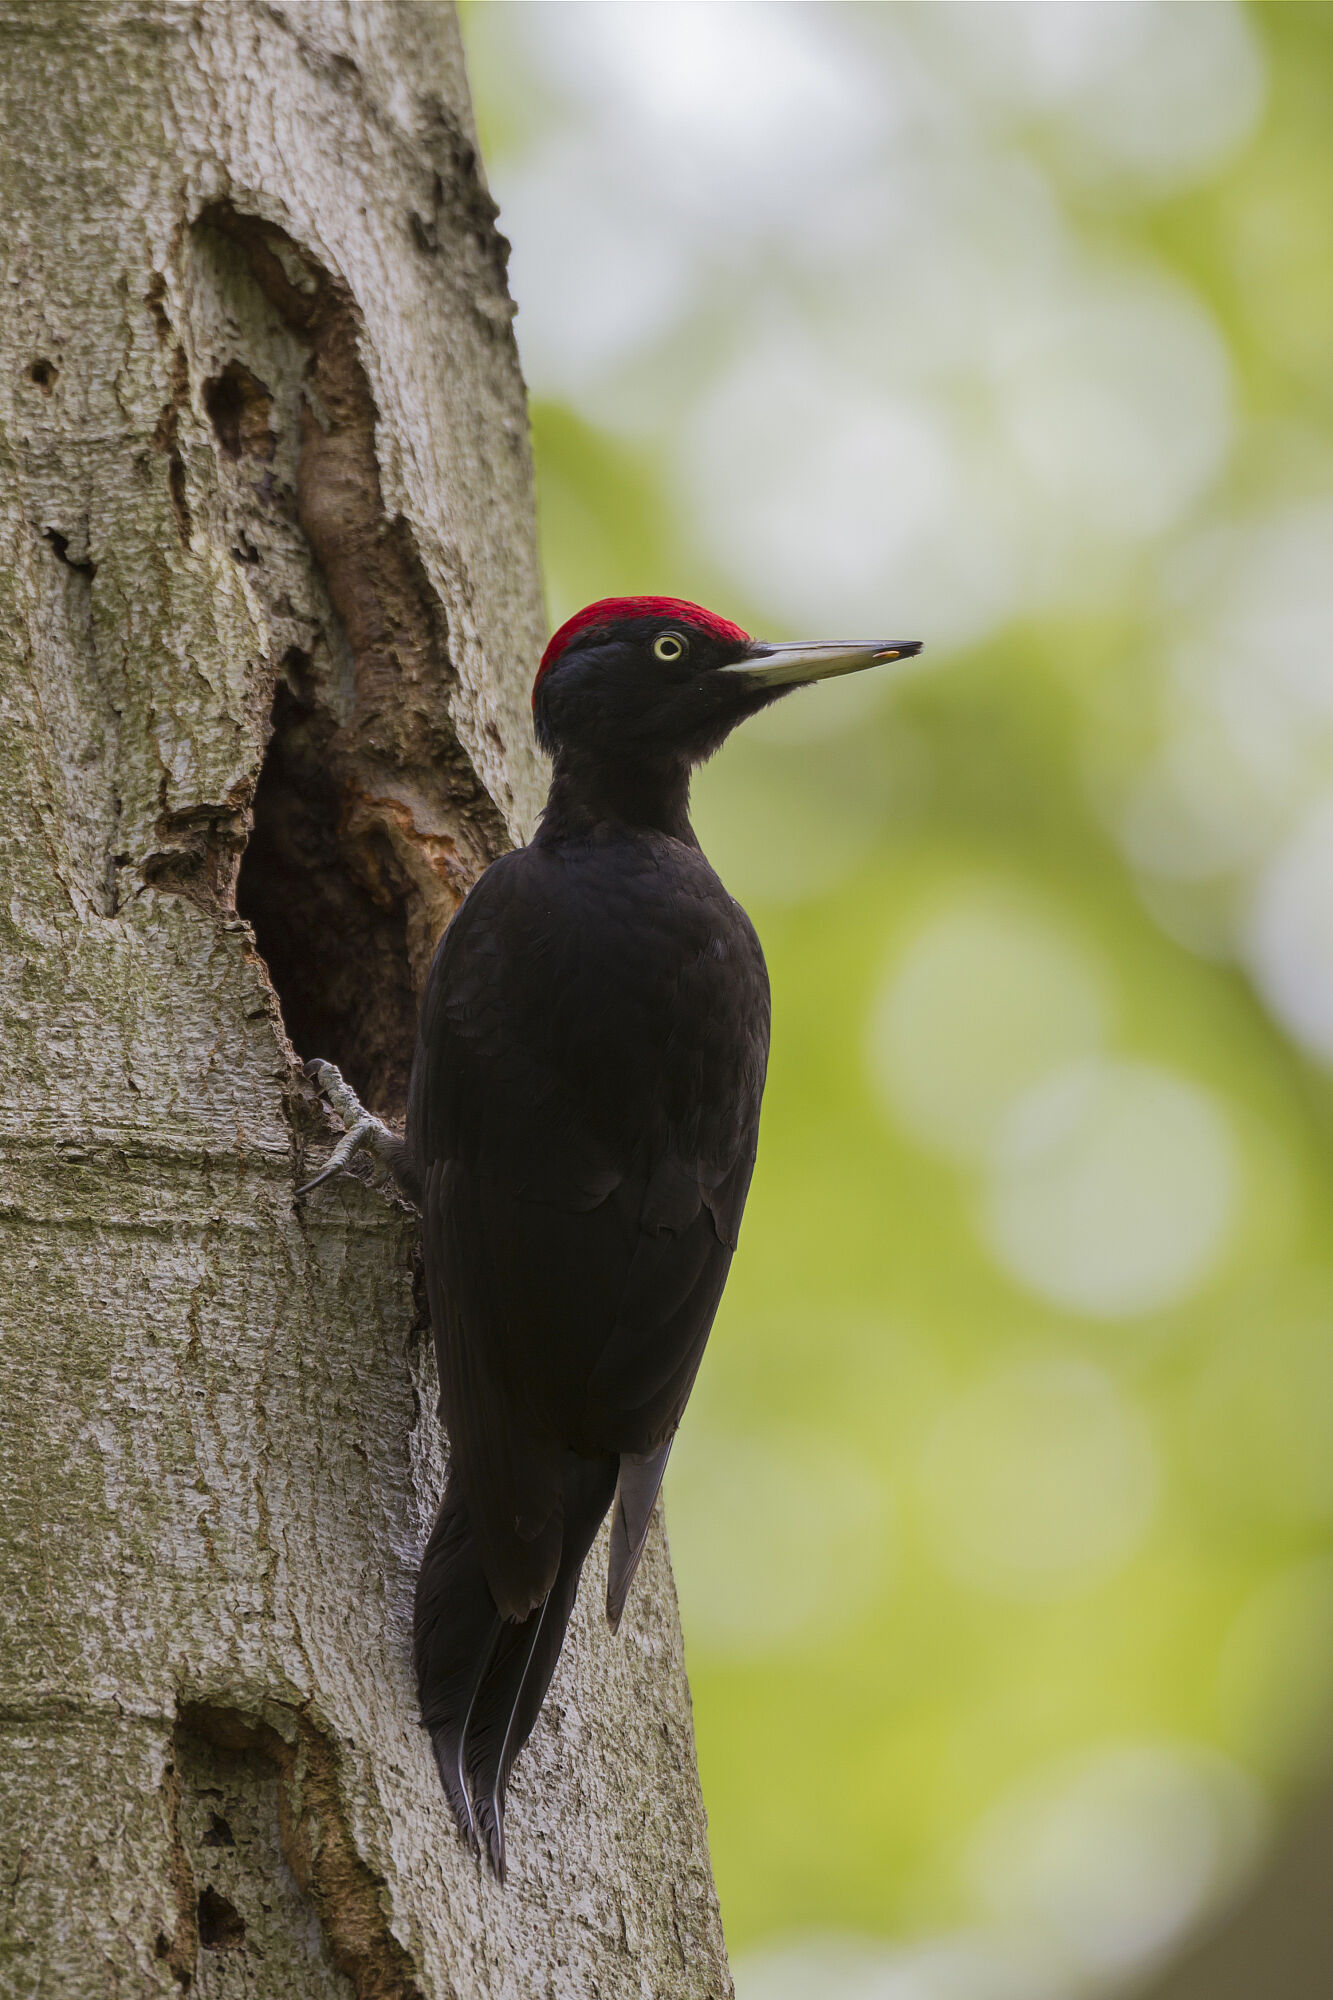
[720,638,924,690]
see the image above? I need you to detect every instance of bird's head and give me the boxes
[532,596,923,769]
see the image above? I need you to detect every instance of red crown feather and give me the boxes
[534,597,749,703]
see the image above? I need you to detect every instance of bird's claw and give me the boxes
[295,1118,380,1197]
[296,1058,395,1199]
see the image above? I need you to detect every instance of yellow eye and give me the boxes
[653,631,687,662]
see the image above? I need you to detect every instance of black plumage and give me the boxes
[306,597,921,1877]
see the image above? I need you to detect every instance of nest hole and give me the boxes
[236,660,418,1120]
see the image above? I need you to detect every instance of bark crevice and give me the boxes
[175,202,507,1116]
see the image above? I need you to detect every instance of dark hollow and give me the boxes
[44,528,96,578]
[203,359,276,462]
[197,1885,246,1950]
[236,666,418,1120]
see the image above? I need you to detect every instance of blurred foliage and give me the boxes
[461,5,1333,1993]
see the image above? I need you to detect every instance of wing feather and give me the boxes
[409,834,768,1614]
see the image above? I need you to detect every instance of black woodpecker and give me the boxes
[299,596,922,1878]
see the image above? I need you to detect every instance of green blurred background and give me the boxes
[460,5,1333,1993]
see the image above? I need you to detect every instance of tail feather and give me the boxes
[414,1458,616,1879]
[430,1609,502,1852]
[606,1437,674,1633]
[465,1595,555,1878]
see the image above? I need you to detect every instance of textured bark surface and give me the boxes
[0,5,731,1994]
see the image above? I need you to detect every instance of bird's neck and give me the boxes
[537,748,697,845]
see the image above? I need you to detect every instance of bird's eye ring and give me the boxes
[653,631,688,663]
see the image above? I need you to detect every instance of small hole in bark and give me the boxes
[197,1885,246,1950]
[200,1812,234,1848]
[44,528,96,578]
[236,658,417,1119]
[29,358,57,392]
[204,359,276,461]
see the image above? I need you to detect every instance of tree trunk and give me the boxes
[0,5,731,1994]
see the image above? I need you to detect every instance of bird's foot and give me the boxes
[296,1059,404,1198]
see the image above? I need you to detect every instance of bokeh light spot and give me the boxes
[1000,278,1233,540]
[983,1058,1239,1318]
[735,1928,1058,2000]
[1244,795,1333,1063]
[683,349,963,637]
[667,1424,892,1659]
[929,0,1264,192]
[868,892,1110,1164]
[917,1358,1157,1600]
[966,1741,1264,1977]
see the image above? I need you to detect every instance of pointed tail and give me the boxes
[606,1437,674,1633]
[413,1457,616,1879]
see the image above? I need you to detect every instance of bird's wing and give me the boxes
[411,841,768,1614]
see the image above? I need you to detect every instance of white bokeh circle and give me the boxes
[982,1058,1239,1318]
[967,1740,1263,1978]
[1244,795,1333,1064]
[666,1425,892,1659]
[867,892,1111,1165]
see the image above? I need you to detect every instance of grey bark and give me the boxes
[0,4,731,1995]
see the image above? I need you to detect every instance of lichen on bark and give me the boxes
[0,5,731,1994]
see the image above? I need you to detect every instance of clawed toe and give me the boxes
[296,1116,374,1199]
[297,1058,407,1203]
